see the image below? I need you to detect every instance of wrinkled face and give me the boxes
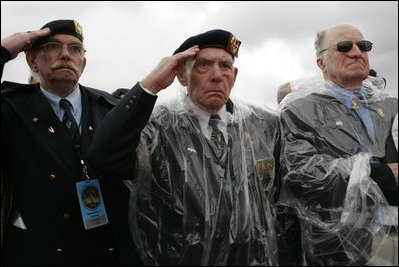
[28,34,86,89]
[180,47,237,112]
[318,24,370,88]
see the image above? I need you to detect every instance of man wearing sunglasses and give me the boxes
[1,20,141,265]
[277,24,398,265]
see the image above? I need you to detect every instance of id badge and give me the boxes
[76,179,108,230]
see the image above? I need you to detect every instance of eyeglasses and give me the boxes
[319,40,373,55]
[40,42,86,57]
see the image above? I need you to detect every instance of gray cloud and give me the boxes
[1,1,397,110]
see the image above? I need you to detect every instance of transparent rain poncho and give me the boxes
[277,76,398,266]
[124,86,281,265]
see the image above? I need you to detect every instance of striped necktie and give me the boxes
[209,114,225,150]
[59,99,80,145]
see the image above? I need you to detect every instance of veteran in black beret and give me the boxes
[1,19,142,265]
[88,29,281,265]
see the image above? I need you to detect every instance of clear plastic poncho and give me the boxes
[124,86,281,266]
[277,76,398,266]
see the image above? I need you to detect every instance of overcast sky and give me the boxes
[1,1,398,110]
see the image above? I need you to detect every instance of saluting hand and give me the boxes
[1,28,51,60]
[141,45,200,95]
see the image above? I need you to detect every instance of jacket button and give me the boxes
[49,174,56,181]
[56,248,63,253]
[63,213,71,220]
[108,247,115,253]
[129,100,134,105]
[125,105,131,111]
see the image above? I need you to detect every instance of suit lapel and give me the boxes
[20,87,81,172]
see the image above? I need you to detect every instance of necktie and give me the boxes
[59,99,80,145]
[209,114,225,150]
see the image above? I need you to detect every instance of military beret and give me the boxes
[30,19,84,49]
[173,29,241,58]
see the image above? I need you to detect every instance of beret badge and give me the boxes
[73,19,84,40]
[228,35,241,58]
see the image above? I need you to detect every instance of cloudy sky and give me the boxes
[1,1,397,110]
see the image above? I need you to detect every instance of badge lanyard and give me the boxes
[74,145,109,230]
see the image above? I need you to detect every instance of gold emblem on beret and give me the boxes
[228,35,241,58]
[73,19,84,40]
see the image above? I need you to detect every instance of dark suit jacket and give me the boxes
[277,85,398,265]
[1,48,140,265]
[89,83,281,265]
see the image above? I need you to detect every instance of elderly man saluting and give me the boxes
[1,20,141,265]
[88,29,281,265]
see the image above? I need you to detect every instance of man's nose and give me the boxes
[59,45,72,59]
[210,64,222,82]
[347,43,364,57]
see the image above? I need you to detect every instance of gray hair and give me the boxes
[277,82,292,104]
[314,30,327,56]
[28,69,40,84]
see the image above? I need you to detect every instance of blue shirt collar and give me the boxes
[325,81,366,109]
[40,85,82,123]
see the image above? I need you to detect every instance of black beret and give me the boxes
[30,19,84,49]
[173,29,241,58]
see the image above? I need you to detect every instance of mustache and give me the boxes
[51,61,78,72]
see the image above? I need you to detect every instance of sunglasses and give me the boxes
[319,40,373,54]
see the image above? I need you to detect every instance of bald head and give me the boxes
[315,24,370,91]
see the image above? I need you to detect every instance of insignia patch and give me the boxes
[256,158,275,183]
[73,19,84,40]
[228,34,241,58]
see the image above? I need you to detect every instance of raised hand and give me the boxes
[140,45,199,94]
[1,28,51,59]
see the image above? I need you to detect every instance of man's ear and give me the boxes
[177,70,187,86]
[316,57,324,70]
[26,50,39,72]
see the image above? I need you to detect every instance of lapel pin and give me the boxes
[351,99,359,109]
[377,108,384,117]
[187,147,197,153]
[48,126,55,133]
